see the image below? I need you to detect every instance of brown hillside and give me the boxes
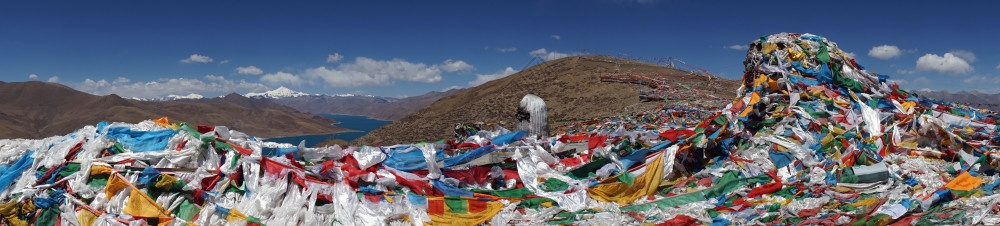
[0,81,345,139]
[353,56,741,146]
[365,89,464,120]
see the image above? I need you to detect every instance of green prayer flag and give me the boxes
[471,188,533,198]
[517,197,554,209]
[57,163,81,178]
[173,199,201,221]
[445,196,468,213]
[566,158,612,180]
[617,172,636,186]
[89,174,109,188]
[541,178,569,192]
[35,207,60,226]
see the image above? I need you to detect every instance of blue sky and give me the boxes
[2,1,999,98]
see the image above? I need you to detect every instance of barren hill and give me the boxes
[353,56,741,146]
[0,81,345,139]
[913,90,1000,112]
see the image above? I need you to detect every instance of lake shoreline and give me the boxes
[262,114,393,146]
[259,129,360,140]
[323,113,393,124]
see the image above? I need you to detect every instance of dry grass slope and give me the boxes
[353,56,741,146]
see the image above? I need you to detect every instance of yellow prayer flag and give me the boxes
[762,43,778,54]
[90,165,112,176]
[124,187,171,218]
[0,200,30,226]
[78,209,98,226]
[945,171,982,191]
[153,117,170,126]
[153,117,179,130]
[901,101,916,112]
[154,173,179,190]
[588,152,666,205]
[105,174,130,199]
[788,49,805,61]
[427,201,504,226]
[226,208,249,222]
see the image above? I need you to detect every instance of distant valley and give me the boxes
[240,86,463,121]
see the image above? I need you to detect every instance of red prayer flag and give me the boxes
[468,199,488,213]
[588,135,608,150]
[428,199,445,215]
[196,125,215,134]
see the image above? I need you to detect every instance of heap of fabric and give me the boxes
[3,33,1000,225]
[651,32,1000,225]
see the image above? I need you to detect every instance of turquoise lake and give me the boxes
[264,114,391,147]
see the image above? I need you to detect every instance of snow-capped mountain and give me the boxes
[128,93,205,101]
[166,93,204,100]
[245,86,313,99]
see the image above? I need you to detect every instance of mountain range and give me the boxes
[124,84,462,121]
[245,86,314,99]
[9,57,996,145]
[913,90,1000,112]
[0,81,345,139]
[264,89,463,120]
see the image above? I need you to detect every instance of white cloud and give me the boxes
[887,79,906,85]
[303,67,380,87]
[204,74,226,82]
[260,72,303,86]
[916,53,973,74]
[845,52,857,59]
[496,47,517,53]
[327,53,344,63]
[339,57,443,83]
[469,67,518,86]
[440,59,474,72]
[551,34,561,40]
[868,45,901,60]
[948,50,976,63]
[113,77,130,84]
[180,54,213,63]
[47,76,59,83]
[895,69,915,75]
[236,66,264,75]
[442,85,463,92]
[79,79,110,92]
[73,77,268,99]
[964,76,992,84]
[28,74,38,80]
[726,45,749,50]
[303,57,444,87]
[530,48,571,61]
[913,77,931,84]
[219,60,230,65]
[996,64,1000,70]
